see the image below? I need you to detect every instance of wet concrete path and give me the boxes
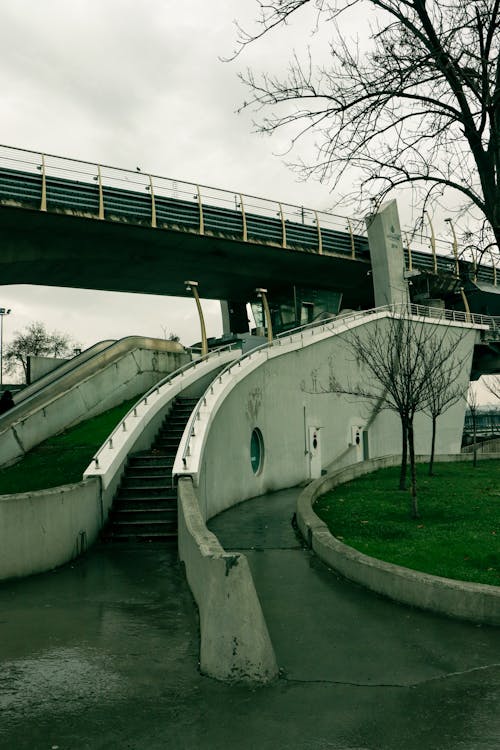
[1,488,500,749]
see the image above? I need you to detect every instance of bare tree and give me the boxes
[485,375,500,400]
[160,325,181,343]
[467,382,480,467]
[234,0,500,255]
[422,343,469,476]
[5,321,76,382]
[304,312,470,518]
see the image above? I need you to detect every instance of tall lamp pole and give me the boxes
[185,281,208,357]
[255,288,273,344]
[0,308,11,388]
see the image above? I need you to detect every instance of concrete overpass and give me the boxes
[0,144,498,334]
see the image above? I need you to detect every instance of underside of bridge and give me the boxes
[0,204,373,308]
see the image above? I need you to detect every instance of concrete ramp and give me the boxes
[0,336,189,467]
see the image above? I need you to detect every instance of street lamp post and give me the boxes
[444,218,459,277]
[185,281,208,357]
[0,308,11,388]
[255,288,273,344]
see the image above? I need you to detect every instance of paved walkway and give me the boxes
[1,487,500,749]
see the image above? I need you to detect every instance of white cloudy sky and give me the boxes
[0,0,342,349]
[0,1,496,399]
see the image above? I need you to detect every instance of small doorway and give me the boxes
[308,426,322,479]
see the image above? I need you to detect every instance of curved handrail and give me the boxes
[13,338,115,405]
[178,303,499,472]
[88,342,240,471]
[0,335,186,432]
[0,143,496,279]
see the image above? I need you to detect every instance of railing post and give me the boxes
[240,193,247,242]
[278,203,286,248]
[196,185,204,235]
[149,174,157,228]
[487,248,497,286]
[405,232,413,271]
[314,211,323,254]
[347,219,355,259]
[40,154,47,212]
[97,165,104,220]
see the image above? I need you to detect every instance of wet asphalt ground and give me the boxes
[1,486,500,749]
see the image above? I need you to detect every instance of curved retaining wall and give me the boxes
[178,478,278,683]
[0,338,189,468]
[0,478,101,581]
[297,455,500,625]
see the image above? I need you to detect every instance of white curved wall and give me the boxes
[176,313,479,521]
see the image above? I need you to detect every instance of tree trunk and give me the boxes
[408,421,419,519]
[399,417,408,490]
[473,416,478,468]
[429,415,437,476]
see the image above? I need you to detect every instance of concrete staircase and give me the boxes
[103,396,198,542]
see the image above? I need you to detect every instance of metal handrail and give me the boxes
[178,302,499,470]
[89,342,239,469]
[0,143,365,243]
[0,143,497,274]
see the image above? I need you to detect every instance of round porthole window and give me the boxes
[250,428,264,475]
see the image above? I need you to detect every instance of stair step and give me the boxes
[114,497,176,508]
[117,491,175,501]
[110,508,177,528]
[129,456,174,465]
[122,475,172,484]
[107,521,177,534]
[124,469,173,478]
[105,394,199,543]
[103,531,178,543]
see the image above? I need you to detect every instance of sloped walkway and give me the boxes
[209,487,500,739]
[1,489,500,749]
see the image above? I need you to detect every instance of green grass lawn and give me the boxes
[314,460,500,586]
[0,398,137,494]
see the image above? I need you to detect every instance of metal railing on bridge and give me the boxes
[0,143,496,286]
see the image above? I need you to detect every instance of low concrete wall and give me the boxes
[297,455,500,625]
[27,355,70,384]
[0,343,189,468]
[178,477,278,683]
[0,478,101,581]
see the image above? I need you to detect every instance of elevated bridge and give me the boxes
[0,145,498,334]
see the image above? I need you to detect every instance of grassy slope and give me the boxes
[314,461,500,586]
[0,398,137,494]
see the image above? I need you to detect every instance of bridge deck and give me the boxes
[0,145,497,307]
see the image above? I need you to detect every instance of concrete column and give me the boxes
[366,200,410,308]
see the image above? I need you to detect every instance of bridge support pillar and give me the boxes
[366,200,410,308]
[220,300,249,336]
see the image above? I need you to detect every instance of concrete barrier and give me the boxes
[177,477,278,683]
[297,455,500,625]
[0,478,101,581]
[0,344,189,468]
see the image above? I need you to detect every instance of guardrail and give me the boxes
[0,143,367,258]
[178,302,498,471]
[0,143,496,285]
[88,343,239,471]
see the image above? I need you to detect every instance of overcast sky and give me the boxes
[0,0,342,350]
[0,1,495,399]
